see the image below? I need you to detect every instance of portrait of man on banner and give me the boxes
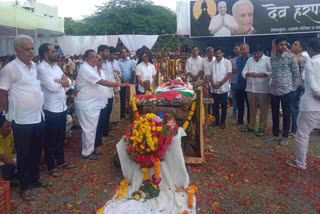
[208,1,238,36]
[232,0,256,35]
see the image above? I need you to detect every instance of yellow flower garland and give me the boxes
[116,178,130,200]
[182,101,196,131]
[186,185,198,209]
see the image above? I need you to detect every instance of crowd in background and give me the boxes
[0,34,320,202]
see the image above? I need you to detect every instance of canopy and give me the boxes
[0,2,64,37]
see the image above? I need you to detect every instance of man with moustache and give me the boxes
[206,47,232,129]
[0,35,52,201]
[75,50,128,160]
[37,43,76,178]
[186,46,204,82]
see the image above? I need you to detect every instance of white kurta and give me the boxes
[75,62,105,157]
[135,62,157,93]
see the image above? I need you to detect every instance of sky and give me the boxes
[33,0,177,20]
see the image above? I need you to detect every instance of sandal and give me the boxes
[48,169,63,177]
[57,163,76,169]
[21,189,35,201]
[240,125,252,132]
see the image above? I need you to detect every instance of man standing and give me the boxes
[270,36,300,146]
[289,40,308,136]
[207,47,232,129]
[208,1,238,36]
[0,35,52,201]
[203,47,216,115]
[230,43,241,118]
[75,50,128,160]
[118,48,134,120]
[105,47,120,135]
[236,43,251,128]
[186,46,204,82]
[242,45,271,136]
[37,43,75,177]
[286,38,320,169]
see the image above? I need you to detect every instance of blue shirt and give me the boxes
[118,58,134,83]
[236,54,252,90]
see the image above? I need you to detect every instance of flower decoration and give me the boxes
[125,113,178,168]
[186,185,198,209]
[116,178,130,200]
[182,101,196,131]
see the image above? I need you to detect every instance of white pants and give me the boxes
[295,111,320,169]
[76,107,100,157]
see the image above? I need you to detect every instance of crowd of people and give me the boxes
[0,34,319,202]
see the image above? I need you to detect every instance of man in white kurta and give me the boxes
[75,50,106,159]
[76,50,129,160]
[186,46,204,82]
[208,1,238,36]
[206,48,232,129]
[242,46,271,136]
[286,39,320,170]
[135,53,157,94]
[37,43,75,176]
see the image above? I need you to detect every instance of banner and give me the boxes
[189,0,320,38]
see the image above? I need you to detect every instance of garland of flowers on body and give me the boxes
[116,100,179,201]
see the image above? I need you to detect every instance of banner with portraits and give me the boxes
[189,0,320,38]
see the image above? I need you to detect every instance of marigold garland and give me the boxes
[186,185,198,209]
[116,178,130,200]
[182,101,196,131]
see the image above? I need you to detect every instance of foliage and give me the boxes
[64,0,176,36]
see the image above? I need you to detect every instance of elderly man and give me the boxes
[37,43,76,177]
[286,38,320,169]
[75,50,129,160]
[0,35,52,201]
[186,46,204,82]
[232,0,256,35]
[242,45,271,136]
[208,1,238,36]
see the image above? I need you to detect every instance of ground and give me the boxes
[7,110,320,213]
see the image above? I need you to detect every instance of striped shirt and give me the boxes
[270,52,300,96]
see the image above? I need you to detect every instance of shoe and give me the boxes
[93,149,102,155]
[33,178,53,188]
[48,169,63,177]
[240,125,252,132]
[56,163,76,169]
[256,128,265,137]
[210,122,219,127]
[82,153,98,160]
[279,138,289,146]
[21,188,35,201]
[263,135,281,142]
[289,132,296,138]
[219,124,226,129]
[286,160,306,170]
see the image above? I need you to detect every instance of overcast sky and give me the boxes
[34,0,177,20]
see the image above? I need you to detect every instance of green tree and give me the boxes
[64,0,176,35]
